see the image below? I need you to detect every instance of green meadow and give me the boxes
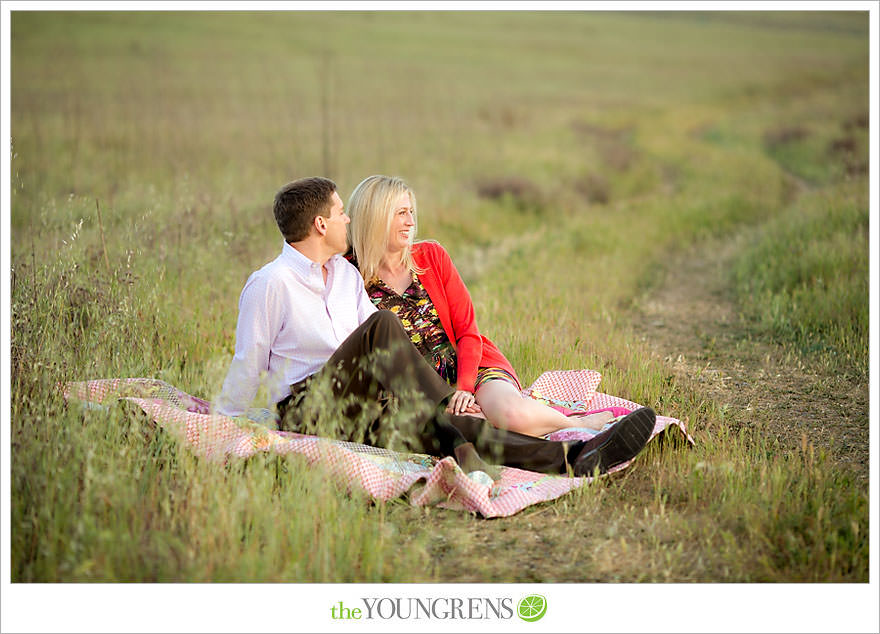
[9,11,869,582]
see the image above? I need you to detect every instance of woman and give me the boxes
[346,175,620,438]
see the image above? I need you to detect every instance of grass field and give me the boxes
[7,8,871,599]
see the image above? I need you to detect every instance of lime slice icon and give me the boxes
[517,594,547,622]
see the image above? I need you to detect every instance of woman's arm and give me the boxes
[431,243,484,394]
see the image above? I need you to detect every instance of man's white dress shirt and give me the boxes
[216,242,377,417]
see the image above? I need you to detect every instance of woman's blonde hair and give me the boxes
[347,175,423,284]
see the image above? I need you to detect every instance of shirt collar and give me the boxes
[280,241,341,278]
[369,272,424,299]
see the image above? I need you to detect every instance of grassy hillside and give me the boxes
[9,10,869,586]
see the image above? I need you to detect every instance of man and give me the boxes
[217,176,655,477]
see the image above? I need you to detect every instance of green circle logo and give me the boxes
[517,594,547,622]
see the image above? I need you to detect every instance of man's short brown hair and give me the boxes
[273,177,337,243]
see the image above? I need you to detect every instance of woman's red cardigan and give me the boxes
[411,241,519,393]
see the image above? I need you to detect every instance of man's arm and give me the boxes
[216,274,283,416]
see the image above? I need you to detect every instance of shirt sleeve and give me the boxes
[216,273,284,416]
[434,244,483,393]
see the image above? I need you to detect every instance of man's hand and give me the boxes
[446,389,482,416]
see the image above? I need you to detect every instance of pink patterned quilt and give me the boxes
[61,370,693,518]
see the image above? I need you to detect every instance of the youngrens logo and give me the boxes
[329,595,547,621]
[516,595,547,622]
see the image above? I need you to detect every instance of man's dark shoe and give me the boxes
[572,407,656,476]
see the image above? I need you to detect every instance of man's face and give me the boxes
[323,191,350,254]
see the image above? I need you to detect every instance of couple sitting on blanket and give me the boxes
[216,175,655,478]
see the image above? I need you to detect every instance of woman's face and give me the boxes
[386,191,415,253]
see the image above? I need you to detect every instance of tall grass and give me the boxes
[9,10,869,583]
[730,182,868,376]
[10,251,430,582]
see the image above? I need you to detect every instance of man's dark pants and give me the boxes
[277,310,583,474]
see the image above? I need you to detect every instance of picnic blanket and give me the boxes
[61,370,693,518]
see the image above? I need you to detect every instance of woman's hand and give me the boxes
[446,390,482,416]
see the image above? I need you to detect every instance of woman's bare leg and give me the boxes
[474,379,614,437]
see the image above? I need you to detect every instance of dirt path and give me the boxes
[629,234,869,482]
